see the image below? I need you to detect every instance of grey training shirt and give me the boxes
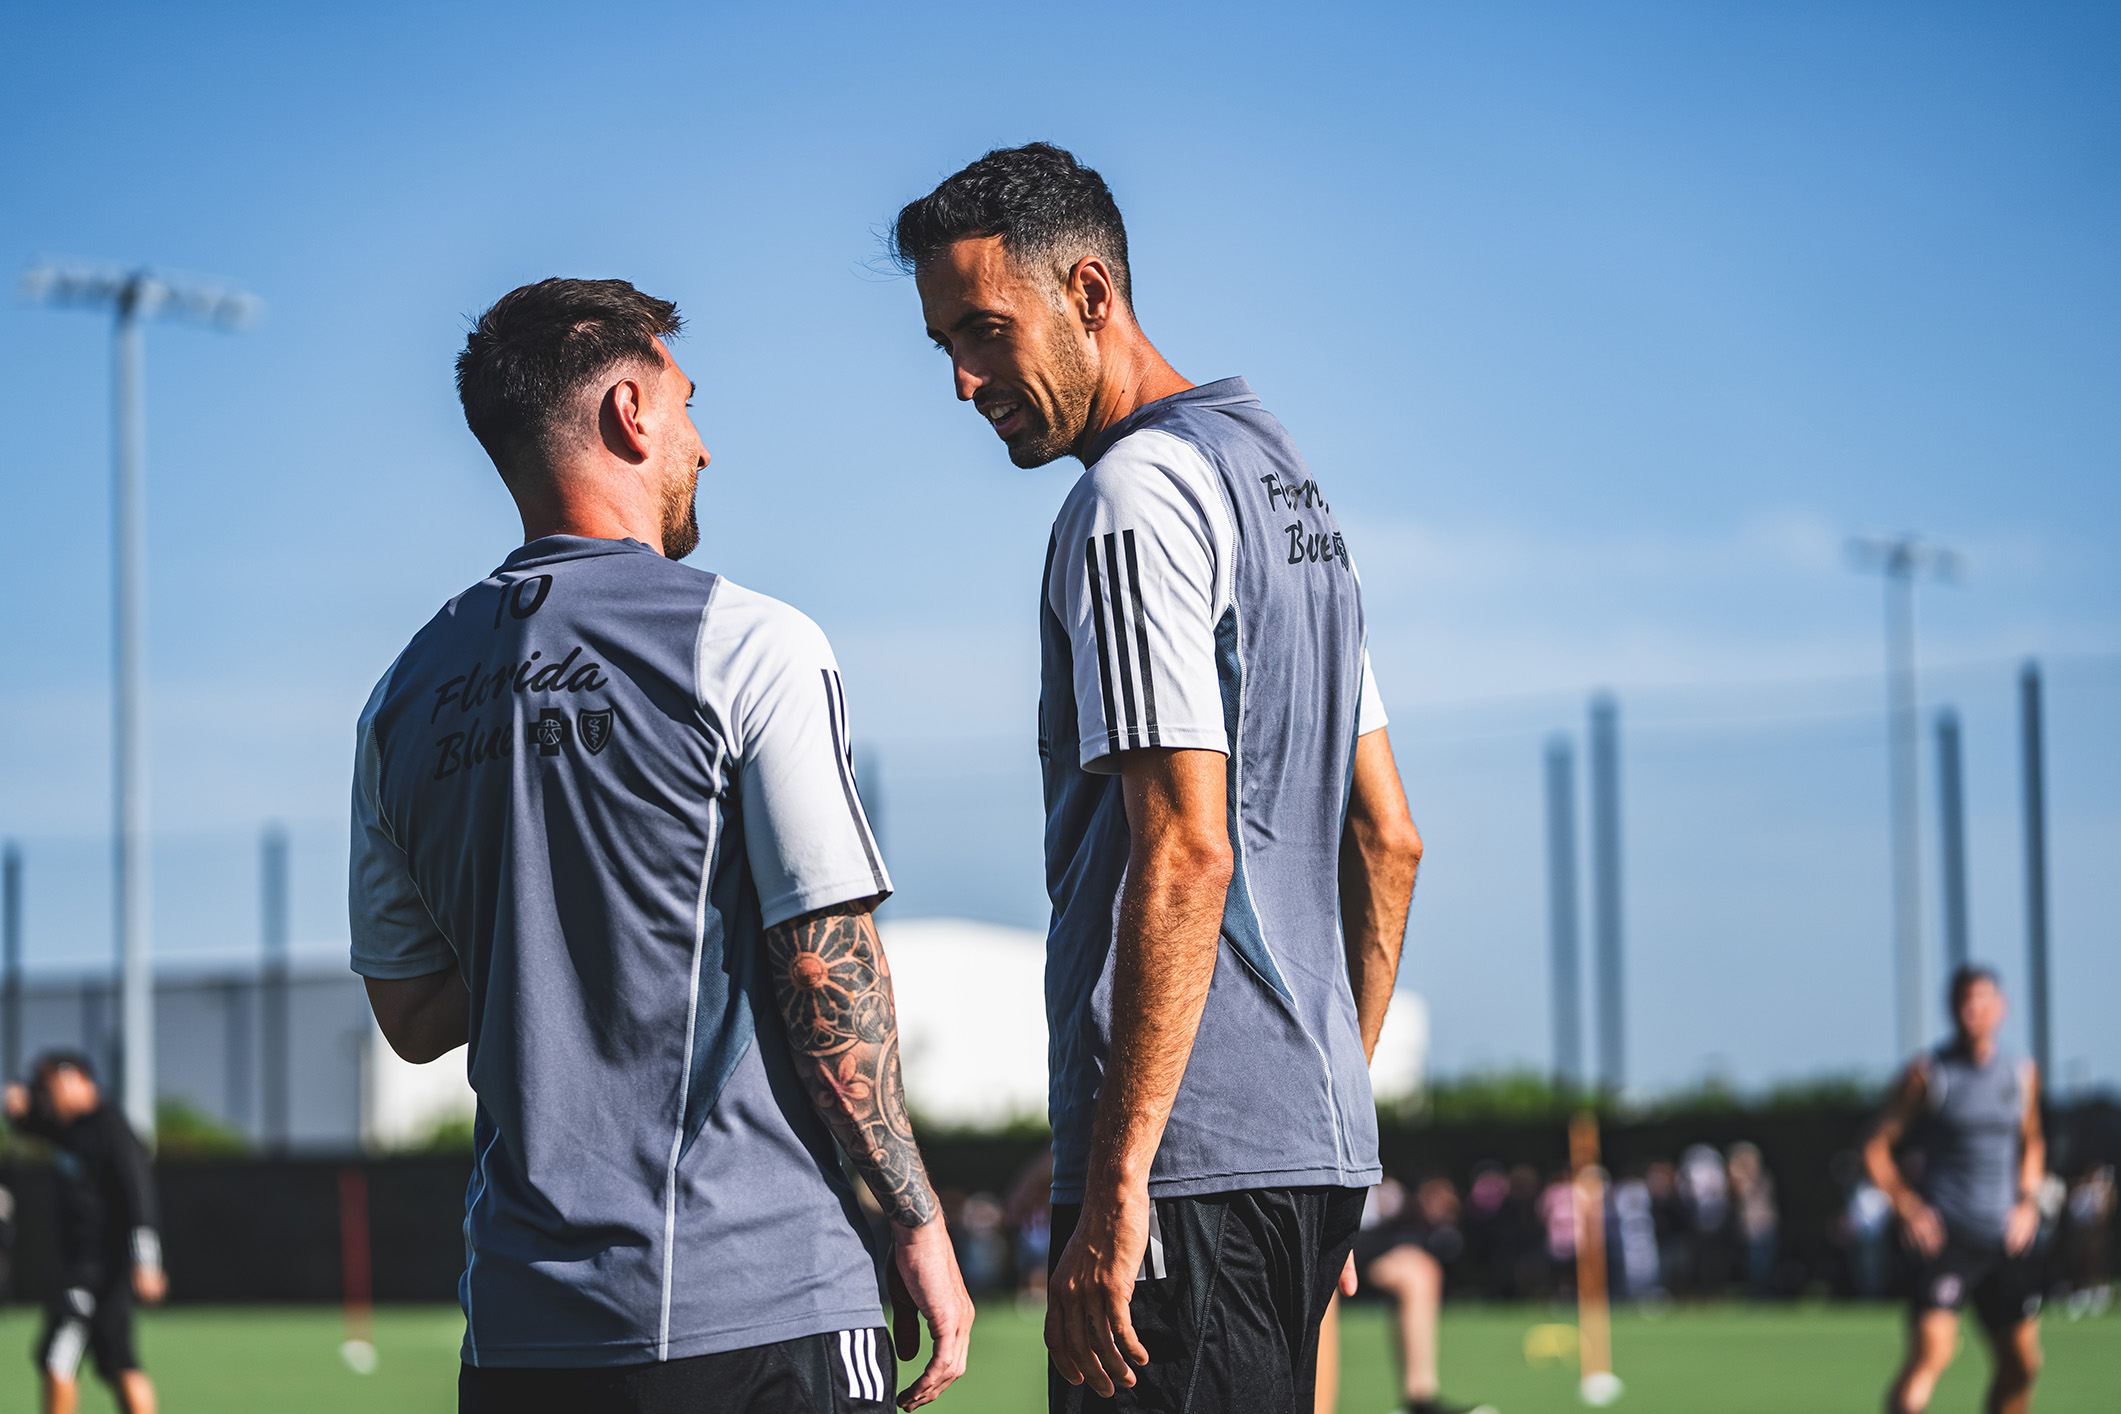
[1919,1042,2032,1244]
[1039,378,1388,1203]
[350,536,889,1367]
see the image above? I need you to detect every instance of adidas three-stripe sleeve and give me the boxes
[1049,428,1237,774]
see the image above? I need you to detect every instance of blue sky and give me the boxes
[1,1,2114,1095]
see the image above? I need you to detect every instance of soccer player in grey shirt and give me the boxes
[351,279,970,1413]
[1866,965,2047,1414]
[893,146,1425,1413]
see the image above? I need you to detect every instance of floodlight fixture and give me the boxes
[1847,532,1964,1065]
[20,258,263,1142]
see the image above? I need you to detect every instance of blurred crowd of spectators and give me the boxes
[924,1144,2116,1314]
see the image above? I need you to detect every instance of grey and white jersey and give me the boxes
[350,535,889,1368]
[1919,1042,2033,1243]
[1039,377,1387,1203]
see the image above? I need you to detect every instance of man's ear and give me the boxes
[1069,257,1119,333]
[600,376,654,463]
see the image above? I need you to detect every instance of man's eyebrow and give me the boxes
[945,306,1009,333]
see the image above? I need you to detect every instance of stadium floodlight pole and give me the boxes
[19,260,262,1141]
[1543,735,1584,1094]
[261,822,291,1150]
[1847,535,1961,1062]
[2019,661,2051,1080]
[3,842,21,1083]
[1587,692,1625,1098]
[1936,708,1971,973]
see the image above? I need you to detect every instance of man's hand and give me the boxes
[133,1266,167,1305]
[1046,1191,1152,1397]
[888,1219,973,1410]
[2003,1197,2040,1256]
[1898,1197,1946,1258]
[1338,1252,1360,1297]
[3,1082,26,1122]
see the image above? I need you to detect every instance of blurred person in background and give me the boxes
[0,1177,14,1304]
[1008,1151,1056,1306]
[352,278,969,1412]
[1644,1161,1688,1297]
[896,143,1422,1413]
[1503,1165,1549,1299]
[1538,1169,1578,1297]
[1866,965,2046,1414]
[1727,1143,1780,1297]
[1836,1154,1897,1300]
[1459,1164,1508,1299]
[1679,1144,1733,1296]
[1318,1177,1495,1414]
[4,1052,164,1414]
[1610,1169,1663,1301]
[2060,1165,2113,1317]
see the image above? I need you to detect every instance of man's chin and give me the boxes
[1004,430,1072,469]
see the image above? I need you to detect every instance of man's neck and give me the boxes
[1959,1032,1998,1064]
[515,478,665,553]
[1072,331,1193,463]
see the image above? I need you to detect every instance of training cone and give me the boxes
[340,1339,378,1374]
[1579,1370,1623,1406]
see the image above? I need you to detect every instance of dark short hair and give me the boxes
[31,1048,95,1084]
[1948,963,2001,1010]
[891,143,1132,306]
[455,278,682,473]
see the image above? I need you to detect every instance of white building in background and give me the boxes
[6,918,1425,1149]
[880,917,1429,1126]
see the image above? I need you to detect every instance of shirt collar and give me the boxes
[1079,376,1255,467]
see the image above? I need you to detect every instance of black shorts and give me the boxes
[36,1282,137,1382]
[1911,1234,2043,1331]
[459,1326,895,1414]
[1049,1185,1365,1414]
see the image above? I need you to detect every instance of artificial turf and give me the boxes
[0,1299,2112,1412]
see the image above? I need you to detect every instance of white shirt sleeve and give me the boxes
[1050,429,1236,774]
[1357,647,1389,737]
[704,584,891,930]
[348,666,456,980]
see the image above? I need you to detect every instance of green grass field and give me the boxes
[1,1300,2113,1412]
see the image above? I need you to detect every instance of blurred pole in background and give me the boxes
[1848,536,1959,1061]
[1544,735,1583,1094]
[2019,662,2050,1079]
[112,288,154,1140]
[20,261,262,1141]
[262,823,291,1151]
[854,744,884,865]
[3,842,20,1082]
[1936,708,1970,973]
[1588,693,1625,1097]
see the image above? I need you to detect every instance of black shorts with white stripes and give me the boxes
[459,1326,895,1414]
[36,1281,137,1383]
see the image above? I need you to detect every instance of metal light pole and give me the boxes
[2019,661,2051,1079]
[1935,708,1970,973]
[1587,692,1625,1097]
[261,822,291,1150]
[1849,535,1960,1062]
[1544,735,1584,1094]
[20,261,261,1140]
[3,842,21,1083]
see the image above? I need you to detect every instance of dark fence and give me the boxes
[0,1098,2113,1305]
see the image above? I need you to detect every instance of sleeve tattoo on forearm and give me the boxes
[766,904,938,1228]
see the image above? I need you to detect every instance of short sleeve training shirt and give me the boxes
[1039,378,1387,1203]
[350,535,888,1368]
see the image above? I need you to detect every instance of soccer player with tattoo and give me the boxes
[894,145,1424,1413]
[350,278,970,1413]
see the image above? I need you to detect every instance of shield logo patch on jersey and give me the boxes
[578,708,614,755]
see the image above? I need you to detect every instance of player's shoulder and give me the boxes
[697,577,839,679]
[1059,427,1223,537]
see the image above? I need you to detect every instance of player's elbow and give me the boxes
[1383,818,1423,875]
